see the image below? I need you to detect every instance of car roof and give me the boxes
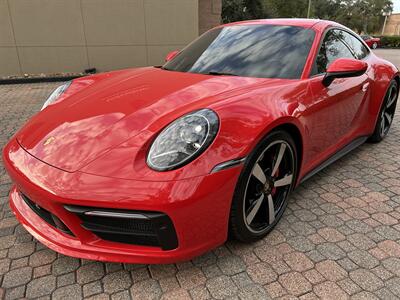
[221,18,341,30]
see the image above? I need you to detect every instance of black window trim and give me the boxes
[309,26,371,78]
[339,28,371,58]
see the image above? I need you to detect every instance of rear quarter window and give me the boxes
[340,30,370,59]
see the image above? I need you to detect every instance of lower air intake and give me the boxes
[20,193,74,236]
[64,205,178,250]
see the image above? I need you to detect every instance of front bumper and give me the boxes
[3,139,242,264]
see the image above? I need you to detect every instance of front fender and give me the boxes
[81,81,309,181]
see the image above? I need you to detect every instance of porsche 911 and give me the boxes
[3,19,398,263]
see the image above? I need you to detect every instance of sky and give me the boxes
[394,0,400,13]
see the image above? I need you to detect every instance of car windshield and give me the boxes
[163,24,316,79]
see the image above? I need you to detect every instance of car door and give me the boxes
[305,29,371,164]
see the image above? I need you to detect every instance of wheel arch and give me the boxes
[393,74,400,88]
[377,73,400,119]
[228,121,304,241]
[269,123,303,186]
[246,119,305,187]
[369,69,400,134]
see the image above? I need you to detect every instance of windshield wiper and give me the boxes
[154,65,171,71]
[207,71,238,76]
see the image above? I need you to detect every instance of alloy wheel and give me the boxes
[242,140,295,233]
[380,84,398,138]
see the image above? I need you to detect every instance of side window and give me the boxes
[340,30,370,59]
[313,30,355,75]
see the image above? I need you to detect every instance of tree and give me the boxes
[221,0,393,34]
[221,0,267,23]
[311,0,345,21]
[344,0,393,33]
[244,0,266,19]
[221,0,246,23]
[262,0,309,18]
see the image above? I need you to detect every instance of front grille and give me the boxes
[20,193,74,236]
[64,205,178,250]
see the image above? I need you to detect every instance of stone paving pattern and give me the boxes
[1,53,400,299]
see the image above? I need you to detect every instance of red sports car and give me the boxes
[361,35,381,49]
[3,19,398,264]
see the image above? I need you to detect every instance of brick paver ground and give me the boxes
[1,51,400,299]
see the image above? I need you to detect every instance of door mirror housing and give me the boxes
[322,58,368,87]
[165,50,180,62]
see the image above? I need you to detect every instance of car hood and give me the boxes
[16,67,289,172]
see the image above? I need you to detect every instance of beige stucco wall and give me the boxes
[383,13,400,35]
[0,0,199,76]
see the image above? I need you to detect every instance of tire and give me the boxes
[372,42,378,49]
[369,79,398,143]
[229,130,297,243]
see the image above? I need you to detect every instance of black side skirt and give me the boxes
[300,136,368,184]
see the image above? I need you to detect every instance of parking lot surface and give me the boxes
[1,49,400,299]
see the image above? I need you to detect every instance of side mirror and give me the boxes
[165,50,180,62]
[322,58,368,87]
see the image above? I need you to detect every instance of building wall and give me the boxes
[383,13,400,35]
[0,0,200,76]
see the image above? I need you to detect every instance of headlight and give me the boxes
[147,109,219,171]
[41,81,71,110]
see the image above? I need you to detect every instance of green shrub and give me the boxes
[378,36,400,48]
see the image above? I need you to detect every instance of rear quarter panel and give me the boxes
[367,54,399,131]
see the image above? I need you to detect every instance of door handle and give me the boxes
[362,82,370,92]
